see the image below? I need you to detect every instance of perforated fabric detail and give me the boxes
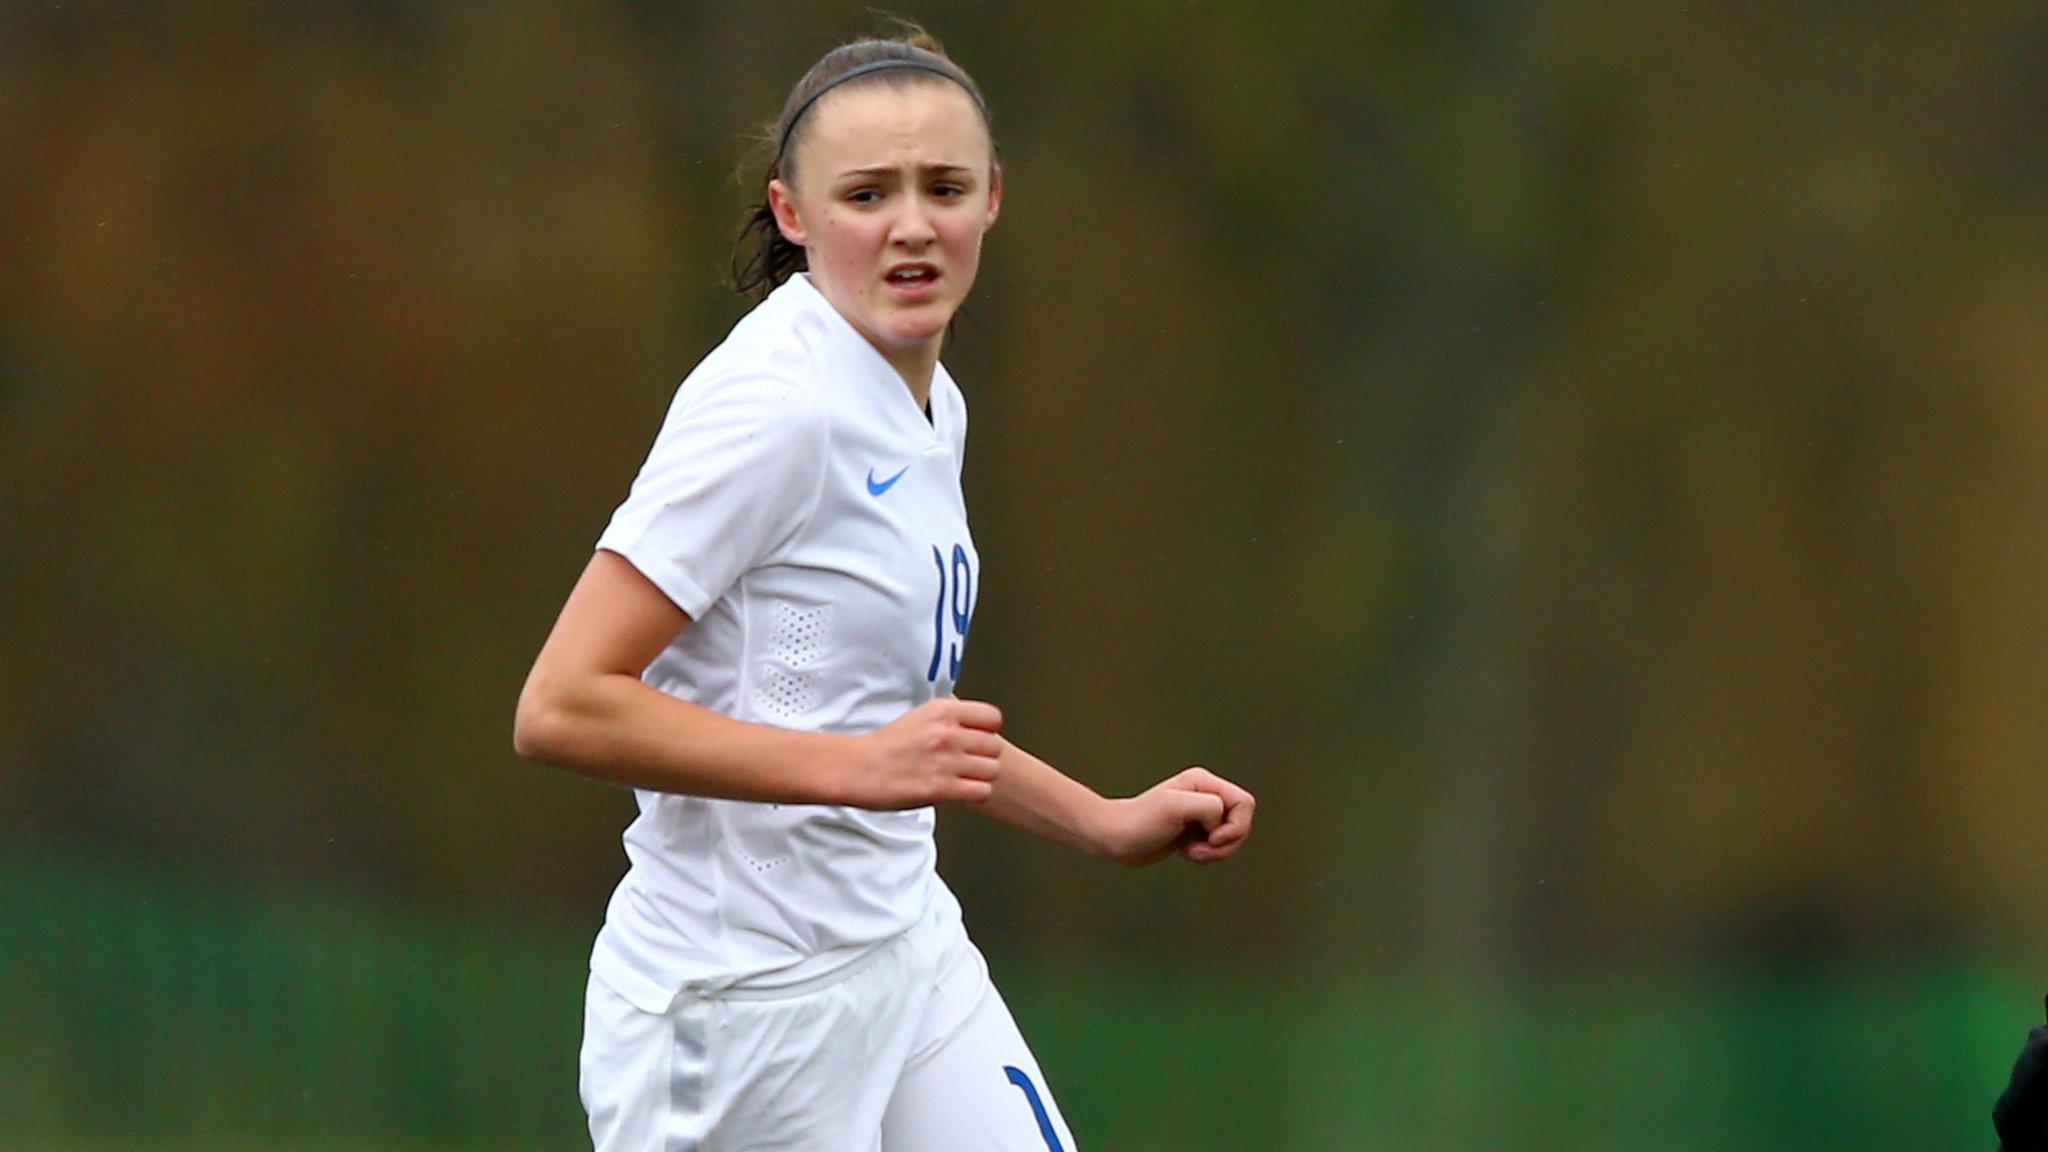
[755,604,833,721]
[774,604,831,669]
[756,667,820,721]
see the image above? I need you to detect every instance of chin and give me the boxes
[881,316,951,349]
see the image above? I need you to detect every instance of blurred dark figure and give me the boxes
[1995,997,2048,1152]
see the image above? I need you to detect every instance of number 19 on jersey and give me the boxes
[927,543,974,685]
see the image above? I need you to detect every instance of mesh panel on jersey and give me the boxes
[773,603,831,669]
[755,604,832,721]
[756,667,819,721]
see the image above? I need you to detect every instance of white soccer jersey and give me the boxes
[589,274,980,1011]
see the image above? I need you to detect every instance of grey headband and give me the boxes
[776,59,983,162]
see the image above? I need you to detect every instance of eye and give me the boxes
[846,187,882,205]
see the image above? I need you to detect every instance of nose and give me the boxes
[891,199,937,248]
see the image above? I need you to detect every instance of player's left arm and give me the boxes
[972,739,1255,866]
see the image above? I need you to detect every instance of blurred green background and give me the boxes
[3,3,2045,1149]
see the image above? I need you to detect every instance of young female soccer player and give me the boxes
[514,27,1255,1151]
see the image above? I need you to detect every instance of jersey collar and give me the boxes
[783,274,949,443]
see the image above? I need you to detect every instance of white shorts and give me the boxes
[579,900,1077,1152]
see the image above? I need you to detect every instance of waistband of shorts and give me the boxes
[591,874,962,1011]
[699,931,903,1001]
[704,881,960,1001]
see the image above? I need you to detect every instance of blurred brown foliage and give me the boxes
[3,2,2046,974]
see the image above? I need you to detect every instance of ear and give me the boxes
[767,178,808,247]
[984,163,1003,229]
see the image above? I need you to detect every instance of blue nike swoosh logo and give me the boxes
[866,466,909,496]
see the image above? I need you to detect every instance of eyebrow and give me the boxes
[834,163,976,180]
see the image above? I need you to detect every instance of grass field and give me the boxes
[1,851,2029,1151]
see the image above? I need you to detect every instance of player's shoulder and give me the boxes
[659,364,830,457]
[667,290,839,434]
[651,358,829,478]
[712,276,849,383]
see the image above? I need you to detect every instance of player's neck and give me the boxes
[882,348,938,413]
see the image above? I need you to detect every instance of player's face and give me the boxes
[770,81,1001,383]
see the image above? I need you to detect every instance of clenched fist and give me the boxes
[1091,766,1257,867]
[843,697,1005,809]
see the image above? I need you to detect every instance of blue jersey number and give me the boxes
[927,543,974,683]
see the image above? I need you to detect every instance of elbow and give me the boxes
[512,679,569,765]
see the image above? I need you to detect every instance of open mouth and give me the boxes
[885,264,940,289]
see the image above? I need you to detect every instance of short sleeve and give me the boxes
[596,371,829,618]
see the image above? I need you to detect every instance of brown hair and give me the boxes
[729,25,994,300]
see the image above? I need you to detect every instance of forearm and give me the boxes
[975,739,1112,856]
[514,669,850,804]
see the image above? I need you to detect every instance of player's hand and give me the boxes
[1093,766,1255,867]
[845,697,1004,809]
[1994,995,2048,1152]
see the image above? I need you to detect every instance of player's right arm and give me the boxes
[513,549,1002,808]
